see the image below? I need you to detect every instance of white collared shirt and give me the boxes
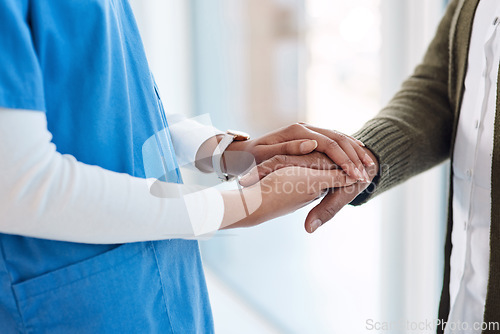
[447,0,498,332]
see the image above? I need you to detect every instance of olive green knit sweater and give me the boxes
[351,0,499,332]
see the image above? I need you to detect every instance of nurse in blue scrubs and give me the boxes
[0,1,372,332]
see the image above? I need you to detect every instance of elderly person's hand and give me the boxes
[238,124,379,233]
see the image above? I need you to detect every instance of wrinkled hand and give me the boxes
[227,123,374,181]
[238,124,379,233]
[304,160,377,233]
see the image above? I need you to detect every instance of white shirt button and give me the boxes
[494,17,499,25]
[464,220,468,231]
[466,169,473,179]
[475,120,480,129]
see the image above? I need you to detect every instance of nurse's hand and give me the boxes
[227,123,374,182]
[219,166,358,229]
[197,123,374,182]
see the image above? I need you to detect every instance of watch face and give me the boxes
[227,129,250,141]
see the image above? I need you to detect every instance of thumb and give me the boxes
[305,182,369,233]
[297,139,318,154]
[258,139,318,160]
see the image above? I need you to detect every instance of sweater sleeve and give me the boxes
[350,0,460,205]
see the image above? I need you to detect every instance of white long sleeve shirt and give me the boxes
[0,108,225,244]
[447,0,498,332]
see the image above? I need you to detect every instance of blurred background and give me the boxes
[129,0,450,333]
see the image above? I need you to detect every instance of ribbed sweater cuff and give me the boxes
[350,118,413,205]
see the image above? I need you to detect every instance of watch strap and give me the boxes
[212,134,235,181]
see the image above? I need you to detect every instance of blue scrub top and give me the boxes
[0,0,214,333]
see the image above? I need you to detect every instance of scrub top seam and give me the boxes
[150,241,176,334]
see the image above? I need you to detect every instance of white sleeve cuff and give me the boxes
[168,114,224,168]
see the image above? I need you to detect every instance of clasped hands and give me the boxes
[200,123,379,233]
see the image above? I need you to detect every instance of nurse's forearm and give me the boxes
[0,109,226,244]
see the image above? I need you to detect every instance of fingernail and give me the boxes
[310,219,322,233]
[362,169,370,182]
[357,140,366,147]
[365,154,376,166]
[354,168,364,181]
[300,140,317,153]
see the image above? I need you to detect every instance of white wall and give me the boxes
[128,0,193,117]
